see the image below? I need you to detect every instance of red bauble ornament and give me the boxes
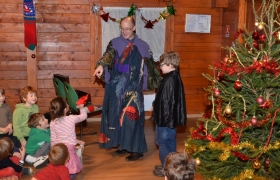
[259,34,266,43]
[256,96,265,105]
[252,30,259,40]
[264,158,270,167]
[214,88,220,97]
[253,41,259,50]
[234,79,242,90]
[251,116,258,126]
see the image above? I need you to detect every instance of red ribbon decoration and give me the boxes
[191,122,239,145]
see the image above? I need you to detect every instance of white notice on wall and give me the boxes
[185,14,211,33]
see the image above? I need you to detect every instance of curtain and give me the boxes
[102,7,166,61]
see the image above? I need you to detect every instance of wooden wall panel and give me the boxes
[0,0,240,115]
[0,2,25,111]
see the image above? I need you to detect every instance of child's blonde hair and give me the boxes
[20,86,37,103]
[49,143,69,165]
[0,87,5,96]
[159,51,180,69]
[0,137,13,161]
[28,113,45,128]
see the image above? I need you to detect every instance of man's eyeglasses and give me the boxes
[120,26,134,31]
[159,63,166,67]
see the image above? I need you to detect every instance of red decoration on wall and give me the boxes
[100,13,110,22]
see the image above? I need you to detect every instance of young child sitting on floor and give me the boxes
[0,87,22,155]
[26,113,50,169]
[0,137,33,179]
[31,143,70,180]
[0,87,13,135]
[13,86,39,147]
[49,97,91,180]
[164,152,196,180]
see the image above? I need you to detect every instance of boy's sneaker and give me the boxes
[22,167,33,175]
[33,155,49,169]
[154,165,163,171]
[153,169,164,177]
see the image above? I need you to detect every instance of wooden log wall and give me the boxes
[0,0,250,116]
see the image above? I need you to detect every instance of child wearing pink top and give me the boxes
[49,97,88,180]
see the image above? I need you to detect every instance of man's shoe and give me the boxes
[22,167,33,175]
[153,169,164,177]
[125,152,143,161]
[154,165,163,171]
[33,155,49,169]
[114,149,127,155]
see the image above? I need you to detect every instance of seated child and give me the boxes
[25,113,50,169]
[0,87,13,135]
[49,97,91,179]
[13,86,39,147]
[0,87,22,153]
[31,143,70,180]
[163,152,196,180]
[0,137,33,178]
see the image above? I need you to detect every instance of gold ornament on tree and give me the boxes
[227,57,234,65]
[195,158,201,165]
[276,31,280,41]
[252,160,261,169]
[257,22,264,30]
[225,105,232,114]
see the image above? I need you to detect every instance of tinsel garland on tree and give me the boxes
[185,0,280,179]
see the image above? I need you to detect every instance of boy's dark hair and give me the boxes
[28,113,45,128]
[0,137,14,161]
[164,152,196,180]
[160,51,180,69]
[49,143,69,165]
[49,97,68,120]
[20,86,37,103]
[0,87,5,96]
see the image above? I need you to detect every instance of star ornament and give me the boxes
[144,20,154,29]
[100,13,109,22]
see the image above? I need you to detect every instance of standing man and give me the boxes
[93,17,161,161]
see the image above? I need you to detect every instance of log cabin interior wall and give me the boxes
[0,0,250,116]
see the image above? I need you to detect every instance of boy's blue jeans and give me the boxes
[156,125,177,167]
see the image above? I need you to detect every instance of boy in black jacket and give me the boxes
[151,52,187,177]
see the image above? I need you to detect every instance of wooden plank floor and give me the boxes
[21,118,204,180]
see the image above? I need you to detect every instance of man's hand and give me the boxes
[93,65,104,79]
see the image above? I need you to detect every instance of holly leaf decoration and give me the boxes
[128,4,137,16]
[167,5,176,15]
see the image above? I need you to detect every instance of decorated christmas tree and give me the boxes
[185,0,280,179]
